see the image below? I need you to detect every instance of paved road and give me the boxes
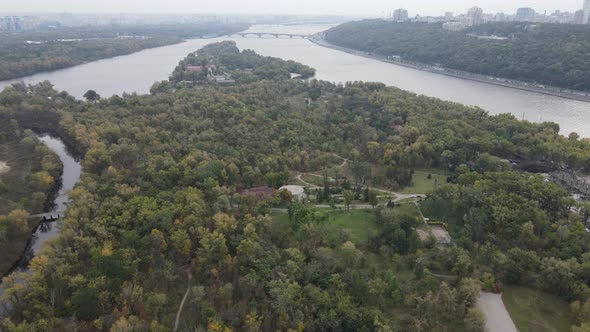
[476,292,518,332]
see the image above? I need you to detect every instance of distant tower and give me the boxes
[584,0,590,24]
[574,10,585,24]
[392,8,409,22]
[467,7,484,26]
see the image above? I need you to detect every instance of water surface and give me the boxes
[0,24,589,137]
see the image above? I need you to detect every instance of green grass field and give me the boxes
[271,203,424,245]
[399,170,448,194]
[300,174,324,186]
[271,209,377,244]
[322,209,377,243]
[503,286,574,332]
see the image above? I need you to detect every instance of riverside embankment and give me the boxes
[310,36,590,103]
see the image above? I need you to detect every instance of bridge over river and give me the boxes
[221,32,311,39]
[28,212,65,222]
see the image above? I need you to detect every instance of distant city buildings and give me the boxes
[494,13,507,22]
[584,0,590,24]
[0,16,40,32]
[0,13,347,32]
[442,21,467,31]
[391,8,409,22]
[466,7,484,26]
[416,2,590,28]
[574,10,586,24]
[516,7,536,22]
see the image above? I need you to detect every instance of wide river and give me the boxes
[1,24,589,137]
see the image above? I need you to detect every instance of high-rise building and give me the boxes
[494,13,507,22]
[584,0,590,24]
[445,12,454,21]
[392,8,409,22]
[516,7,536,21]
[467,7,484,26]
[574,10,585,24]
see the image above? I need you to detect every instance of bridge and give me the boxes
[28,211,65,222]
[221,33,311,39]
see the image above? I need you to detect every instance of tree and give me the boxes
[349,161,371,185]
[574,323,590,332]
[343,190,355,211]
[369,191,379,209]
[83,89,101,102]
[464,308,486,332]
[453,253,474,278]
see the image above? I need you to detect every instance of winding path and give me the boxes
[173,276,192,332]
[476,292,517,332]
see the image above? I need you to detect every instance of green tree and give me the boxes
[83,89,101,102]
[343,190,355,211]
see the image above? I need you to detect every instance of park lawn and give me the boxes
[270,210,290,224]
[399,170,447,194]
[322,209,377,244]
[300,174,324,186]
[392,203,422,221]
[271,209,377,244]
[502,286,574,332]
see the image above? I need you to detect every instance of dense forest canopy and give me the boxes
[325,20,590,92]
[0,42,590,331]
[0,24,249,81]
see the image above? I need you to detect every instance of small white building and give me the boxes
[279,185,307,201]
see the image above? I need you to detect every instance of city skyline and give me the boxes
[0,0,585,17]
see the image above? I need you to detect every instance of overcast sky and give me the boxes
[2,0,585,16]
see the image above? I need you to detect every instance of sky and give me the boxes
[2,0,586,17]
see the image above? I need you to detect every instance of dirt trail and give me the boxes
[476,292,517,332]
[173,276,192,332]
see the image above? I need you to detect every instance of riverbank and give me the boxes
[310,37,590,103]
[1,133,82,280]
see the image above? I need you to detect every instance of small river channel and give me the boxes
[0,133,81,314]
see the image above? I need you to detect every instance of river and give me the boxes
[0,24,589,137]
[28,134,82,258]
[0,133,80,316]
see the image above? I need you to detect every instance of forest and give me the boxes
[169,41,315,85]
[0,42,590,331]
[324,20,590,92]
[0,24,248,81]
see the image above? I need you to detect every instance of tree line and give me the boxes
[0,24,248,82]
[325,20,590,92]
